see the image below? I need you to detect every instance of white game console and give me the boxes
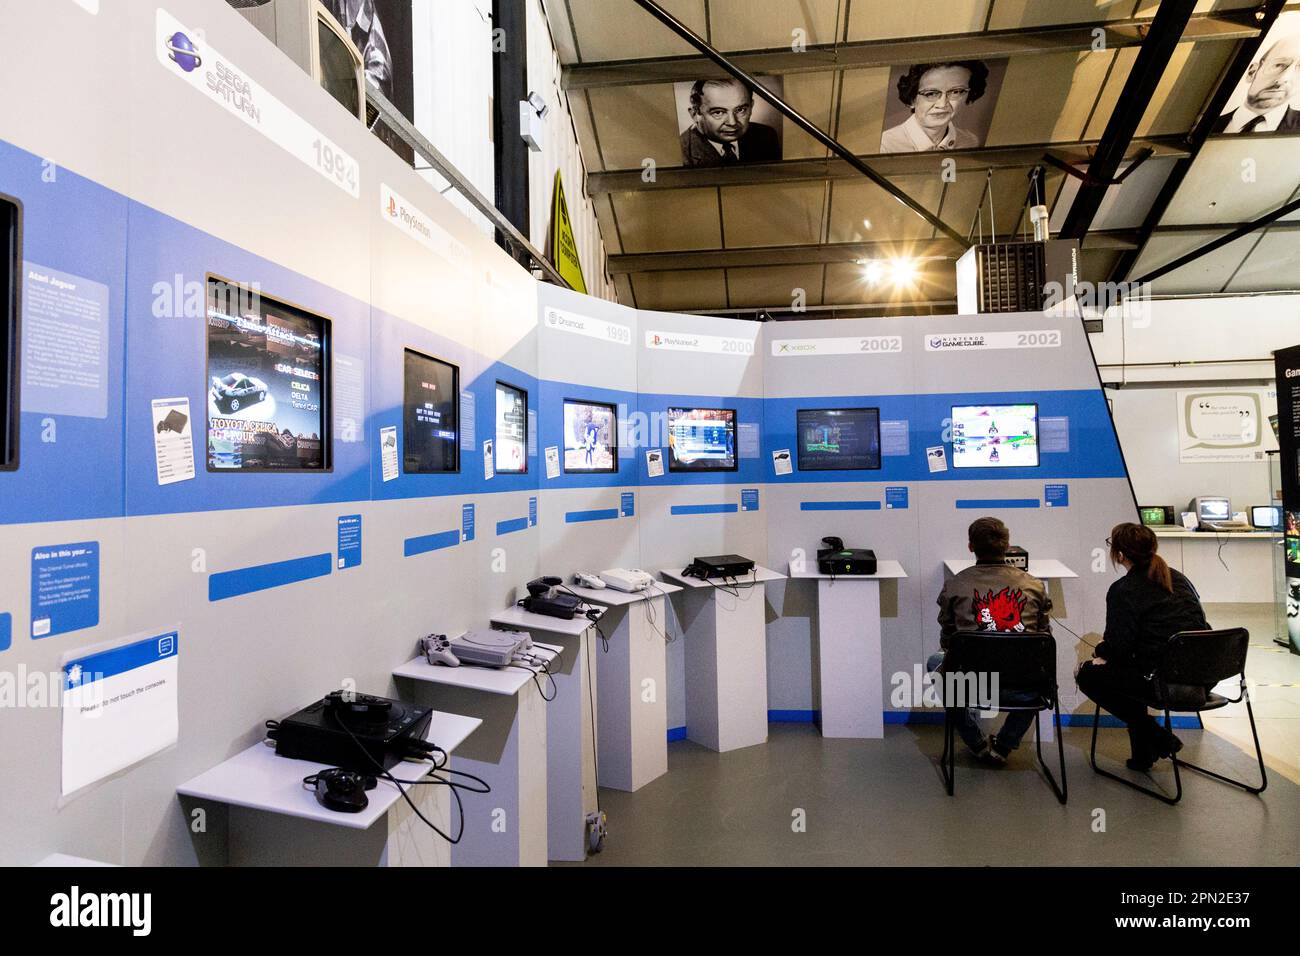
[600,568,654,593]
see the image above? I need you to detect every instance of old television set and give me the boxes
[951,403,1040,469]
[206,276,331,472]
[563,399,617,474]
[1138,505,1175,527]
[667,407,738,473]
[0,194,19,471]
[797,407,881,471]
[495,381,527,475]
[403,349,459,474]
[1250,505,1282,531]
[1190,496,1231,528]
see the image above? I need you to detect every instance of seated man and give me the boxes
[927,516,1052,763]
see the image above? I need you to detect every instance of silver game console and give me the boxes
[600,568,654,593]
[450,628,528,667]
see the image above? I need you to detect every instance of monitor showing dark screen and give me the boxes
[0,195,18,471]
[403,349,459,474]
[206,277,330,472]
[796,407,881,471]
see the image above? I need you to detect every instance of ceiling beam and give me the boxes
[562,11,1258,90]
[1133,195,1300,285]
[587,137,1187,194]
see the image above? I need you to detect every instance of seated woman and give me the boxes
[1077,523,1210,770]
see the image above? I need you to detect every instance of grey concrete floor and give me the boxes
[564,602,1300,867]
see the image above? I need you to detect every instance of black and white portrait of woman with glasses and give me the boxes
[879,60,999,153]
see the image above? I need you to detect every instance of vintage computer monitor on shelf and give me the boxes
[1138,505,1175,528]
[1190,496,1251,531]
[1250,505,1282,531]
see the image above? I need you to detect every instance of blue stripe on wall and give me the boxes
[496,517,529,535]
[565,509,620,523]
[208,553,333,602]
[670,503,739,516]
[667,726,688,742]
[403,530,461,557]
[799,500,881,512]
[664,712,1203,740]
[956,498,1041,509]
[0,612,10,652]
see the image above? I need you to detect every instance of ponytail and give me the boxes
[1110,522,1173,592]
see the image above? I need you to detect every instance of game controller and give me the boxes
[419,633,461,667]
[574,572,606,589]
[304,768,377,813]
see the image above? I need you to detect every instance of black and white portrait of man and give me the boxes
[1213,12,1300,134]
[674,77,784,167]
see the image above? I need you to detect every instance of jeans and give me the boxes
[927,651,1040,753]
[1076,659,1166,758]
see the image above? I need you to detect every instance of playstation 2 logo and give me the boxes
[165,31,202,72]
[387,196,399,218]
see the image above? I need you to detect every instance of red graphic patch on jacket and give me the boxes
[973,587,1027,632]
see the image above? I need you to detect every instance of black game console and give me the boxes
[684,554,756,579]
[816,537,877,575]
[1004,546,1029,570]
[269,690,433,774]
[522,575,582,620]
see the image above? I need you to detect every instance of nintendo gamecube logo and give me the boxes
[165,30,202,72]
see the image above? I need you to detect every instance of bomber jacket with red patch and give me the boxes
[937,559,1053,649]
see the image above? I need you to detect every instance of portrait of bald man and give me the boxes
[678,77,782,167]
[1213,28,1300,134]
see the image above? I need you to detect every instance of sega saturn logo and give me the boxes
[165,31,202,72]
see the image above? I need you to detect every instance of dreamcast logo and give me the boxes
[165,31,202,72]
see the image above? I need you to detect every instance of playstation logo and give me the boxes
[165,31,202,72]
[387,196,398,218]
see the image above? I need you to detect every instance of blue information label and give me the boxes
[529,496,538,527]
[885,486,909,510]
[1045,484,1070,508]
[621,492,635,517]
[462,504,476,542]
[31,542,100,640]
[0,612,10,652]
[741,488,760,512]
[337,514,362,570]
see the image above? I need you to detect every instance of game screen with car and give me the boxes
[403,349,459,474]
[667,407,737,472]
[495,381,527,474]
[796,407,881,471]
[206,277,329,471]
[951,403,1039,469]
[563,399,617,474]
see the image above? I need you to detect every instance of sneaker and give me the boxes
[1152,729,1183,760]
[965,736,990,760]
[990,734,1013,761]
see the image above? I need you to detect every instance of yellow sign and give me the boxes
[550,171,587,294]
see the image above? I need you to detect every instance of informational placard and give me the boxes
[738,422,761,459]
[542,306,631,346]
[62,631,179,796]
[772,448,793,476]
[337,515,362,569]
[32,542,100,639]
[482,439,495,480]
[1177,388,1272,463]
[461,504,475,542]
[926,446,948,473]
[528,496,538,527]
[644,330,757,355]
[150,397,195,485]
[881,420,910,457]
[333,353,365,444]
[1040,416,1070,453]
[1044,484,1069,509]
[924,330,1061,352]
[621,492,635,517]
[885,487,909,510]
[646,449,664,478]
[528,410,538,458]
[770,335,903,357]
[380,426,399,481]
[741,488,760,512]
[21,264,109,419]
[459,391,476,450]
[545,445,560,479]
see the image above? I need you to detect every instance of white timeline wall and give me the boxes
[1,0,1134,866]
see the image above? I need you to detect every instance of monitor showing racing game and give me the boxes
[403,349,459,474]
[796,407,881,471]
[667,407,738,473]
[563,398,617,474]
[206,276,330,472]
[950,403,1039,469]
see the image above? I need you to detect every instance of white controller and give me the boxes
[574,572,606,589]
[419,633,460,667]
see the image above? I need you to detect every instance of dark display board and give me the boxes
[0,195,18,471]
[797,407,881,471]
[667,407,737,472]
[403,348,458,474]
[563,398,617,474]
[206,277,329,471]
[1275,344,1300,652]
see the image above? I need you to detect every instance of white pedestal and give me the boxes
[393,651,555,867]
[790,561,908,739]
[490,606,601,863]
[661,566,786,753]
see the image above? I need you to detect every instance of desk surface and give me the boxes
[1155,529,1279,540]
[660,565,786,589]
[944,559,1077,580]
[34,854,117,867]
[176,711,482,830]
[789,560,908,580]
[564,580,683,606]
[490,605,602,636]
[393,643,560,695]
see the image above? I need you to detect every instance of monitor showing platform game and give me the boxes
[796,407,881,471]
[403,349,459,474]
[206,276,330,472]
[495,381,527,474]
[563,399,617,474]
[667,407,738,473]
[951,403,1039,469]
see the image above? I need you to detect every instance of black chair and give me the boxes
[1088,627,1266,805]
[938,631,1066,804]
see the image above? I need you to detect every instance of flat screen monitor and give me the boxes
[796,407,881,471]
[403,349,459,474]
[1194,496,1231,523]
[0,195,18,471]
[951,403,1039,469]
[563,399,617,474]
[495,381,527,474]
[206,277,330,472]
[667,407,737,473]
[1250,505,1281,530]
